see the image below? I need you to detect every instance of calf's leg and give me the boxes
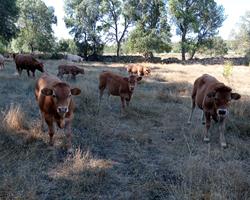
[201,111,205,124]
[65,120,73,153]
[187,98,195,124]
[45,116,54,145]
[204,112,211,142]
[120,96,126,114]
[219,119,227,147]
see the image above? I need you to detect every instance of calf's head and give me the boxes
[41,83,81,116]
[37,62,44,72]
[207,85,241,118]
[143,68,151,76]
[124,75,142,92]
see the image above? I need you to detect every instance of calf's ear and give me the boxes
[137,77,142,81]
[231,93,241,100]
[71,88,81,96]
[207,91,216,98]
[41,88,53,96]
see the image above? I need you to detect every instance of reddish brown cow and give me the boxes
[14,54,44,77]
[57,64,84,80]
[188,74,241,147]
[98,71,142,113]
[35,73,81,153]
[126,64,151,77]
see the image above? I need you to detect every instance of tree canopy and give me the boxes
[12,0,57,52]
[100,0,133,56]
[126,0,172,54]
[169,0,225,60]
[230,11,250,56]
[65,0,103,58]
[0,0,19,42]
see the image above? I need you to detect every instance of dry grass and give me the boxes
[3,103,26,131]
[0,59,249,199]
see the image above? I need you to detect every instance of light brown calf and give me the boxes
[126,64,151,76]
[98,71,142,113]
[188,74,241,147]
[57,64,84,80]
[35,73,81,152]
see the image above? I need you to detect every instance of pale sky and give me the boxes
[42,0,249,41]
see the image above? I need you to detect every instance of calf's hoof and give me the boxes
[202,121,205,125]
[203,137,210,142]
[187,121,191,125]
[67,148,73,154]
[221,142,227,148]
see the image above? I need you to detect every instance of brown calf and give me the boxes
[126,64,151,77]
[188,74,241,147]
[98,71,142,113]
[57,64,85,80]
[35,73,81,152]
[14,54,44,77]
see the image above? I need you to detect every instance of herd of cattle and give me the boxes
[0,54,241,152]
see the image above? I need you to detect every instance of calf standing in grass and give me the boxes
[35,73,81,153]
[188,74,241,147]
[126,64,151,76]
[14,54,44,77]
[0,54,5,70]
[57,64,84,80]
[98,71,142,113]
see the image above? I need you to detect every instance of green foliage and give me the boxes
[100,0,132,56]
[230,11,250,56]
[65,0,104,57]
[11,0,56,52]
[198,37,228,57]
[223,61,233,79]
[0,0,19,42]
[0,40,6,54]
[126,0,171,54]
[169,0,225,60]
[56,39,78,54]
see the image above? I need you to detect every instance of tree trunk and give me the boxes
[181,33,186,61]
[116,42,121,57]
[190,49,196,60]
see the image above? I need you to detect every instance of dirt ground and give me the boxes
[0,59,249,199]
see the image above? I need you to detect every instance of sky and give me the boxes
[42,0,249,41]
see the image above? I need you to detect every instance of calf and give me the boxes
[0,54,4,70]
[126,64,151,76]
[57,64,84,80]
[188,74,241,147]
[14,54,44,77]
[98,71,142,113]
[35,73,81,152]
[66,54,84,62]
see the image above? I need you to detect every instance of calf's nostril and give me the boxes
[218,110,226,115]
[57,107,68,113]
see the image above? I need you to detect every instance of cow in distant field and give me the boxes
[0,54,4,70]
[66,54,84,62]
[14,54,44,77]
[188,74,241,147]
[126,64,151,77]
[98,71,142,113]
[35,73,81,153]
[57,64,84,80]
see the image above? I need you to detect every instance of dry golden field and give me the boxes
[0,59,250,199]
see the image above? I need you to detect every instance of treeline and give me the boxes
[0,0,250,61]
